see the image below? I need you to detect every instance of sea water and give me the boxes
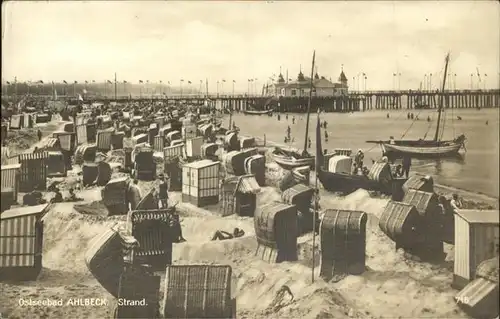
[229,107,499,198]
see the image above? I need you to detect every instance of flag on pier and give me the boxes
[74,81,78,84]
[6,81,10,84]
[107,80,112,84]
[85,80,88,84]
[37,80,44,84]
[124,80,128,83]
[63,80,67,84]
[222,79,226,82]
[188,81,192,84]
[233,80,236,83]
[139,80,143,83]
[92,80,96,83]
[476,68,481,82]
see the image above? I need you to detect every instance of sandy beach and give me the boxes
[0,116,485,319]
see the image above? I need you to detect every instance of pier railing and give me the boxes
[2,89,499,100]
[2,89,499,111]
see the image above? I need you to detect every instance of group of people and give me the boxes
[50,187,82,203]
[407,112,418,120]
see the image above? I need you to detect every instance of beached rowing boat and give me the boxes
[271,148,315,170]
[367,139,465,158]
[242,109,273,116]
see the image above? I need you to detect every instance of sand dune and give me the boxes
[0,158,470,319]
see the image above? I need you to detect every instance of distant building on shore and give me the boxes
[264,68,349,97]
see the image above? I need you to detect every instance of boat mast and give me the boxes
[303,50,316,153]
[433,53,450,141]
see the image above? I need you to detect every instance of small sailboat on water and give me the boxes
[271,50,316,170]
[366,53,466,158]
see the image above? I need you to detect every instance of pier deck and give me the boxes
[2,89,499,112]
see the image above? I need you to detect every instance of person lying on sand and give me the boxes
[211,228,245,241]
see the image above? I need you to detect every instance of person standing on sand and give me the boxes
[37,129,42,141]
[292,116,295,124]
[286,125,291,140]
[450,193,462,213]
[169,212,186,243]
[402,155,412,178]
[324,130,329,142]
[158,174,169,209]
[308,137,312,149]
[355,149,364,169]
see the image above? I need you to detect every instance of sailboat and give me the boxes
[366,53,466,158]
[271,51,316,170]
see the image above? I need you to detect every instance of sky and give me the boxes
[2,1,499,92]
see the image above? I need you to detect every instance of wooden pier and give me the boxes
[2,89,499,113]
[350,89,500,111]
